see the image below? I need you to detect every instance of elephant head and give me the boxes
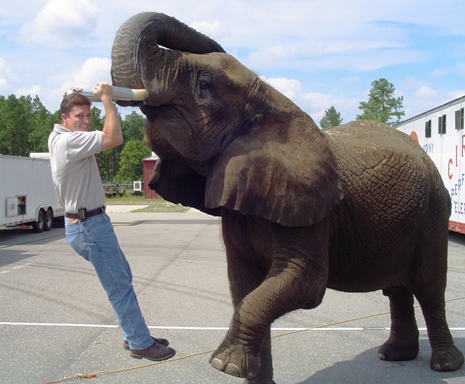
[111,12,344,227]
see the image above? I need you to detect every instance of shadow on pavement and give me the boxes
[297,338,465,384]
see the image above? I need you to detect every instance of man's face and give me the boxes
[62,105,91,132]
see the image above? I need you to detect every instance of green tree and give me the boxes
[320,106,343,130]
[114,139,151,182]
[0,96,7,154]
[92,107,121,181]
[0,93,60,156]
[29,96,58,153]
[356,78,405,126]
[99,110,146,182]
[89,106,104,132]
[0,95,33,156]
[122,110,145,142]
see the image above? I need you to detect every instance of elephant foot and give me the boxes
[209,342,261,379]
[378,339,419,361]
[430,346,464,371]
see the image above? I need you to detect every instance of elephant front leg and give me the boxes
[211,215,328,382]
[209,258,276,381]
[210,251,327,381]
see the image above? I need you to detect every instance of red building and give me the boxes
[142,154,159,198]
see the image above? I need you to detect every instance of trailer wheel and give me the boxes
[44,210,53,231]
[32,210,45,233]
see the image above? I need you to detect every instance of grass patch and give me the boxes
[104,194,190,213]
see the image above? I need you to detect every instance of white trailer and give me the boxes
[0,154,64,232]
[396,95,465,233]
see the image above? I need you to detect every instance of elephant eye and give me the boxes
[199,79,210,89]
[196,72,215,104]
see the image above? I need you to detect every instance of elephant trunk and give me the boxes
[111,12,225,106]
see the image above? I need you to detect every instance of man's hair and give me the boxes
[60,93,92,116]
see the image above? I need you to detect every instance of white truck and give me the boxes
[396,95,465,233]
[0,154,64,232]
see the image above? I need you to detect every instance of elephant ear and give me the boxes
[205,119,344,227]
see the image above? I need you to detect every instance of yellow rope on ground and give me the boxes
[41,295,465,383]
[41,350,217,383]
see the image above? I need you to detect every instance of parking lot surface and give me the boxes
[1,209,464,384]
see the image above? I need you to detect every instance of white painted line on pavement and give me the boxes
[0,322,464,331]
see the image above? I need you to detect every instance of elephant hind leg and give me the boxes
[411,226,464,371]
[414,291,464,371]
[379,287,420,361]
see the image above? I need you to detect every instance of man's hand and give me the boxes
[92,82,113,103]
[93,81,123,152]
[63,87,83,97]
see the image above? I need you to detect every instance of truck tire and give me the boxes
[44,210,53,231]
[32,210,45,233]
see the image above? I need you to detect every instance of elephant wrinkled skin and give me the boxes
[111,12,464,383]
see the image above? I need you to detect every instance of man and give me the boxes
[48,82,175,361]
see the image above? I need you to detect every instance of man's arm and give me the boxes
[93,82,123,151]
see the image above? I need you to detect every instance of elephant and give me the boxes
[110,12,464,383]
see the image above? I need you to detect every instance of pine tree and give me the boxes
[356,78,404,126]
[320,106,343,130]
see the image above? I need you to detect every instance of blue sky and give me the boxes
[1,0,464,125]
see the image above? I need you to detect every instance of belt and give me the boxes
[65,206,106,220]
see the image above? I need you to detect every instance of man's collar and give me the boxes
[53,124,71,133]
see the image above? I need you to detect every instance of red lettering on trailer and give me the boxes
[448,158,454,180]
[462,134,465,157]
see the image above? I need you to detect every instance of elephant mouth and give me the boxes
[139,104,158,119]
[139,103,183,123]
[117,100,145,108]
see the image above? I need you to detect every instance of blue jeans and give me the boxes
[65,213,153,350]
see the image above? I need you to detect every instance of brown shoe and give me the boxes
[123,336,169,350]
[130,342,176,361]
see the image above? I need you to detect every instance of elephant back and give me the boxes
[324,120,449,232]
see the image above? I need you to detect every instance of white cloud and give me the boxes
[303,92,335,110]
[0,78,8,92]
[249,46,295,67]
[249,44,423,73]
[16,84,41,96]
[21,0,99,46]
[456,63,465,77]
[429,69,445,78]
[59,57,111,92]
[342,76,361,84]
[40,57,112,113]
[416,86,437,98]
[449,90,465,100]
[0,57,21,93]
[190,20,229,40]
[260,75,352,122]
[261,76,303,99]
[324,39,405,54]
[0,58,16,89]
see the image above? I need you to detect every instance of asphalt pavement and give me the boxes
[0,208,464,384]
